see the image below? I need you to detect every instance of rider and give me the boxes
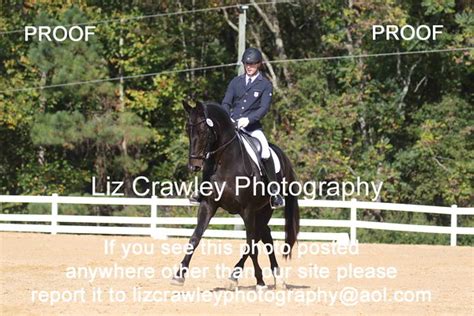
[221,47,285,209]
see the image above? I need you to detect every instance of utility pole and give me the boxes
[234,5,249,232]
[119,18,124,109]
[237,5,248,75]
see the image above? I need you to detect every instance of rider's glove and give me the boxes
[237,117,249,129]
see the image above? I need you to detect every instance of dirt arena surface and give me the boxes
[1,232,473,315]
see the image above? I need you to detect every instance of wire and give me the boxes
[269,47,473,64]
[0,47,471,94]
[0,1,293,35]
[0,62,239,93]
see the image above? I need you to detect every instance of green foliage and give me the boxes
[421,0,456,15]
[395,96,473,207]
[31,111,86,146]
[0,1,472,245]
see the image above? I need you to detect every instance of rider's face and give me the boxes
[244,62,260,76]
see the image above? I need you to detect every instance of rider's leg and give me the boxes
[248,129,271,160]
[249,129,285,209]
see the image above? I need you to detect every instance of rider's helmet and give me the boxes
[242,48,263,64]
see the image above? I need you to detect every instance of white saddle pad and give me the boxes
[239,135,281,175]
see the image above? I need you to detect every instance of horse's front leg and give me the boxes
[171,201,216,286]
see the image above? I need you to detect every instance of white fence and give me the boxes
[0,194,473,246]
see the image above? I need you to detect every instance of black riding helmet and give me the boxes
[242,47,262,64]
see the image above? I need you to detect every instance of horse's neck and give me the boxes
[212,133,255,179]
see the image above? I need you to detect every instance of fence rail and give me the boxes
[1,194,473,246]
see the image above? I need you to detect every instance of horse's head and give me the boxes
[183,99,235,172]
[183,100,213,172]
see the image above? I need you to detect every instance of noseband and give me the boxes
[187,117,237,161]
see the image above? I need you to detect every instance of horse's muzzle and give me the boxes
[188,159,203,172]
[189,165,202,172]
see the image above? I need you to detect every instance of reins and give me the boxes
[187,109,254,177]
[187,117,237,161]
[205,133,237,159]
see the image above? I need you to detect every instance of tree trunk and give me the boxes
[251,0,292,86]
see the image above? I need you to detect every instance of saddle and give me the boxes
[237,130,281,176]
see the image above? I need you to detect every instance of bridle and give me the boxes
[187,117,237,161]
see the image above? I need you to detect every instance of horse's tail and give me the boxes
[270,144,300,259]
[283,168,300,259]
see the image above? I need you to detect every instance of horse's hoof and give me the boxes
[256,284,268,291]
[274,278,287,290]
[170,276,185,286]
[226,278,238,290]
[274,274,287,290]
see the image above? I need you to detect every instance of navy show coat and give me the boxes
[221,72,273,132]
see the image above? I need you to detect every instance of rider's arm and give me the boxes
[247,82,273,125]
[221,79,236,116]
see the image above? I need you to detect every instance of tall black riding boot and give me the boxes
[262,158,285,209]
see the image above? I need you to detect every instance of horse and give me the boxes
[172,100,299,290]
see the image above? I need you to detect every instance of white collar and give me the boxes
[245,72,260,83]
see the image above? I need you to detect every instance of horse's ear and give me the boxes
[195,100,205,115]
[182,100,192,113]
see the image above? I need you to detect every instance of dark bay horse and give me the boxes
[172,100,299,289]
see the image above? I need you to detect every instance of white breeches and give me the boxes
[245,129,271,159]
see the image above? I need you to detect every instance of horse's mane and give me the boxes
[202,101,233,129]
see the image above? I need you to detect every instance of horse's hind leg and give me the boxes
[255,204,286,289]
[226,246,265,291]
[261,224,286,289]
[227,237,262,289]
[226,253,249,290]
[239,213,266,290]
[227,209,273,290]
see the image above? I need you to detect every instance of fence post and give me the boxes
[350,198,357,244]
[150,195,166,240]
[150,195,157,235]
[450,204,457,246]
[51,193,58,235]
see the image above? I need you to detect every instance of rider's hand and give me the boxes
[237,117,249,129]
